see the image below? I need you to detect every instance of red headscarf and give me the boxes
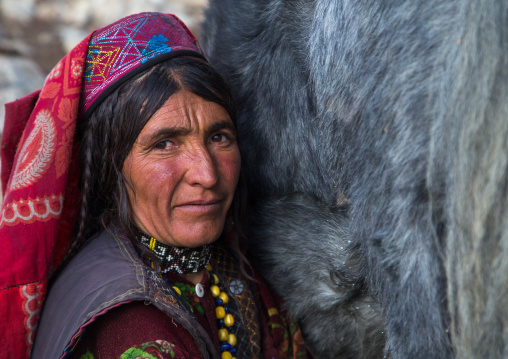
[0,12,203,357]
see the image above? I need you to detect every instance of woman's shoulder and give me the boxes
[32,227,149,358]
[49,227,147,306]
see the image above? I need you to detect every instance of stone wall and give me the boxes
[0,0,208,131]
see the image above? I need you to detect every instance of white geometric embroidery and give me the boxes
[22,284,42,345]
[0,196,63,227]
[11,110,56,190]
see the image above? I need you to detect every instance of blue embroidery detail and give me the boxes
[141,34,172,63]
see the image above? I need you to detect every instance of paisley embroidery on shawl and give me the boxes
[0,195,63,227]
[10,109,56,190]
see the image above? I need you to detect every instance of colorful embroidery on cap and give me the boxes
[81,13,202,118]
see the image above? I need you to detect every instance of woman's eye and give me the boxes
[211,133,232,143]
[154,140,175,150]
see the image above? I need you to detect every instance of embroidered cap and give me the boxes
[80,12,205,120]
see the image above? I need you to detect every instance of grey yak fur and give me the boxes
[201,0,508,358]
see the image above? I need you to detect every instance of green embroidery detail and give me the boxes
[173,282,205,316]
[119,341,176,359]
[80,349,94,359]
[120,347,157,359]
[270,322,285,330]
[153,340,176,358]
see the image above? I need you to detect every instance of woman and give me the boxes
[1,12,308,359]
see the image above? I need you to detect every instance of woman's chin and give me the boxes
[156,225,225,248]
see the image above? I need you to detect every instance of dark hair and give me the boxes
[68,55,244,256]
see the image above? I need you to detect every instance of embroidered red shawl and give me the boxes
[0,35,89,357]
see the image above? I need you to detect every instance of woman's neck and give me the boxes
[182,269,206,285]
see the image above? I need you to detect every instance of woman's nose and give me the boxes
[185,145,219,187]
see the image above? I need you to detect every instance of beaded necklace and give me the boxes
[136,228,211,274]
[207,263,237,359]
[135,230,238,359]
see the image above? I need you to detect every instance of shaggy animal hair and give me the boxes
[201,0,508,358]
[248,194,385,358]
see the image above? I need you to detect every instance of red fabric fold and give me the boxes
[0,34,91,357]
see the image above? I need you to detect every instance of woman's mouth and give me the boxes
[174,199,223,214]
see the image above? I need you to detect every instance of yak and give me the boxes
[201,1,508,358]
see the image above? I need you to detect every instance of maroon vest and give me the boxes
[31,226,218,358]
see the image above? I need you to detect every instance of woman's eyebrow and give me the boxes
[207,120,236,135]
[140,127,191,143]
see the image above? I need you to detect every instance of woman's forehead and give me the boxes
[140,91,232,136]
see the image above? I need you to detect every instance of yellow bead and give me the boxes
[211,285,220,297]
[207,263,212,271]
[228,333,237,346]
[173,286,181,295]
[216,306,226,319]
[219,292,229,304]
[221,352,232,359]
[267,307,279,317]
[224,313,234,327]
[212,273,220,285]
[218,328,229,342]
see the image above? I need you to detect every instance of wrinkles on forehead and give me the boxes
[134,91,234,147]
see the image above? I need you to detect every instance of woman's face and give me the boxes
[123,90,241,247]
